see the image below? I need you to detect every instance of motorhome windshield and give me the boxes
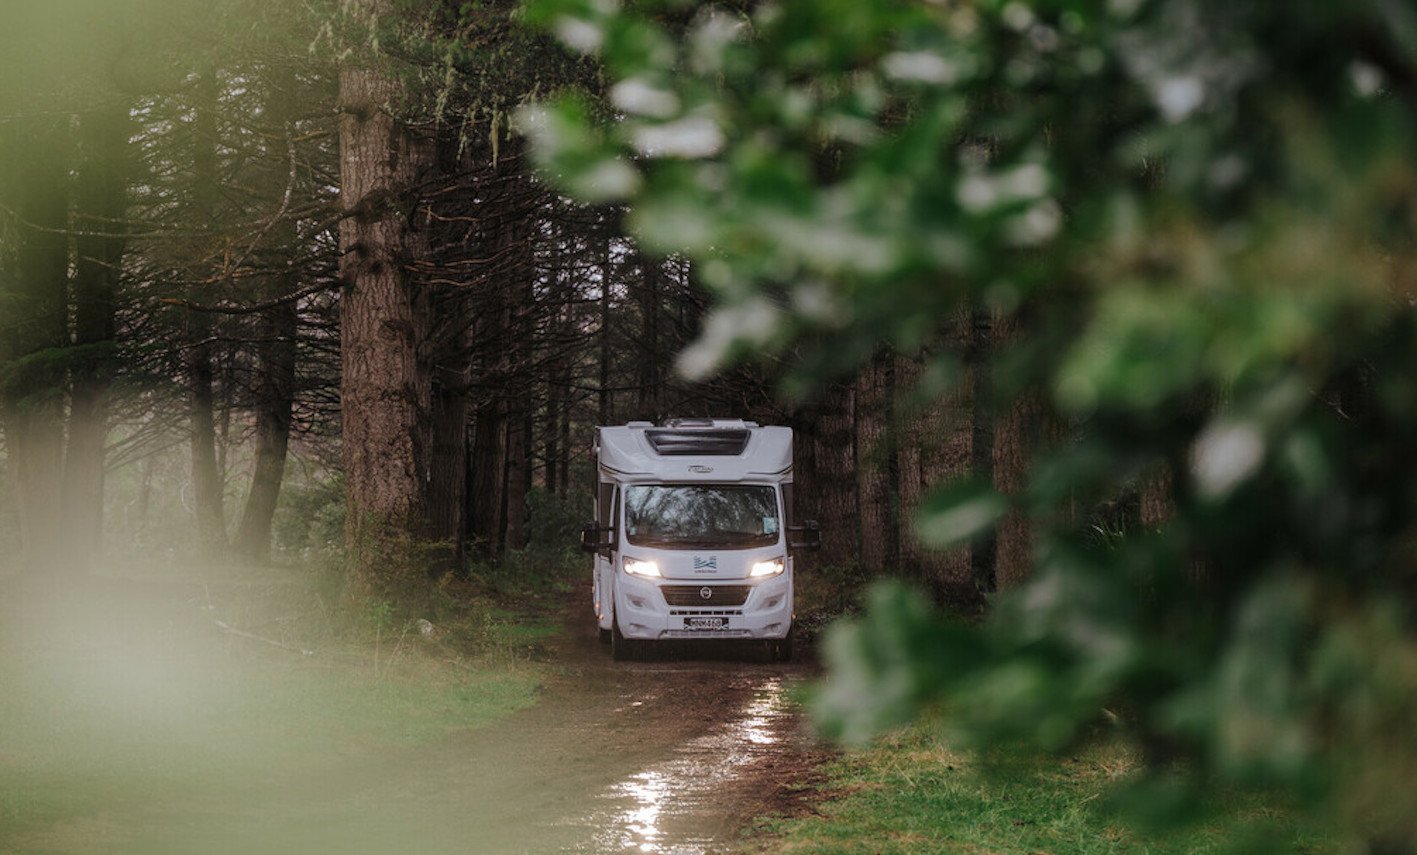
[624,484,779,548]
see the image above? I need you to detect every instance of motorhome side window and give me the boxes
[624,484,780,549]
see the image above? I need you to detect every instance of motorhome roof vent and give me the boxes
[662,417,760,429]
[644,429,750,456]
[625,421,654,428]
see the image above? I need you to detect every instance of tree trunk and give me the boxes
[337,53,435,586]
[896,329,978,606]
[428,327,471,572]
[636,254,662,419]
[967,306,997,594]
[854,349,896,573]
[62,102,129,572]
[231,292,297,561]
[501,183,535,551]
[991,310,1052,591]
[597,230,613,426]
[895,354,925,580]
[467,270,506,559]
[544,314,562,494]
[0,118,70,576]
[232,74,301,563]
[503,407,531,550]
[1140,464,1174,529]
[188,68,226,556]
[469,397,506,557]
[812,381,858,567]
[556,383,572,500]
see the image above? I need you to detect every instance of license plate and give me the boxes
[683,616,728,631]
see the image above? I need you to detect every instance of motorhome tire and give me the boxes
[771,629,794,662]
[598,627,611,645]
[611,619,638,661]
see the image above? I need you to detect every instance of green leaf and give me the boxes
[916,479,1008,549]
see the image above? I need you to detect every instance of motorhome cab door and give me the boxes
[591,482,618,640]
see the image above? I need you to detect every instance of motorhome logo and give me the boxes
[693,556,718,569]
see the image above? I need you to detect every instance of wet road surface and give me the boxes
[35,591,825,855]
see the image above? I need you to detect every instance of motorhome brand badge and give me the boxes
[699,587,713,600]
[693,556,718,570]
[689,464,714,473]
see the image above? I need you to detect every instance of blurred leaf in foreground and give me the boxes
[523,0,1417,846]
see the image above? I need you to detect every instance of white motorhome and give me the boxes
[581,418,820,661]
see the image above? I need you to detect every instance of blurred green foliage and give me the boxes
[521,0,1417,847]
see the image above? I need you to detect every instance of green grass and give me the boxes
[0,645,541,842]
[0,564,564,846]
[747,723,1338,854]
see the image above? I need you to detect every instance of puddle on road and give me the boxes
[568,677,799,853]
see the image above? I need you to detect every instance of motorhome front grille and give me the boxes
[668,609,743,616]
[644,429,750,456]
[660,585,752,607]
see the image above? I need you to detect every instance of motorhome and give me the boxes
[581,419,820,661]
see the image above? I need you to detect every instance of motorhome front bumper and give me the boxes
[615,574,792,640]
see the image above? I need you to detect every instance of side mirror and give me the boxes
[788,519,821,551]
[580,521,615,554]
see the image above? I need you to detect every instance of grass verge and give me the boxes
[0,558,571,848]
[745,720,1337,854]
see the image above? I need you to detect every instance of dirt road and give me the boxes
[46,589,825,855]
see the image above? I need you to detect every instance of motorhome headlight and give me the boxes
[750,558,785,578]
[623,558,662,578]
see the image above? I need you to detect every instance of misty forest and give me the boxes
[4,1,1417,853]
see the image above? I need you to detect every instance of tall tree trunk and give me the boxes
[468,272,506,558]
[231,293,297,561]
[895,354,926,580]
[501,182,535,551]
[544,309,562,494]
[812,381,858,567]
[636,254,661,419]
[597,230,612,426]
[897,331,977,606]
[0,118,70,576]
[503,407,531,550]
[469,397,506,556]
[556,383,572,499]
[232,74,300,563]
[337,48,435,586]
[62,102,129,572]
[188,67,226,556]
[135,454,155,536]
[428,304,471,573]
[992,310,1053,591]
[967,306,997,595]
[854,349,896,573]
[1140,464,1175,529]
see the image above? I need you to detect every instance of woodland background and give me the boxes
[6,0,1417,851]
[0,0,1006,601]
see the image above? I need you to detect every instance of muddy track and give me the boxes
[69,585,828,855]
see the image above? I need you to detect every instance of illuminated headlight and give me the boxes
[750,558,785,578]
[623,558,661,577]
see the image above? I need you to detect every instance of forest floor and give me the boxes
[0,563,1345,854]
[0,566,828,854]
